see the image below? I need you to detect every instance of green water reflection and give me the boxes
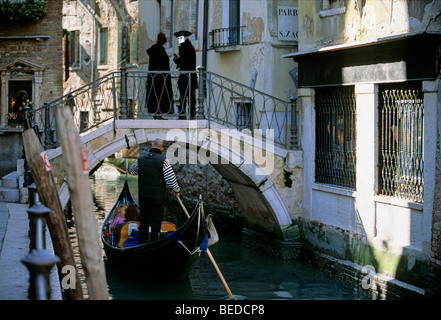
[90,166,369,300]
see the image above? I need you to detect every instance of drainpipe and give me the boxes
[201,0,208,98]
[77,0,95,84]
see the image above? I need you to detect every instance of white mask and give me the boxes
[178,36,185,44]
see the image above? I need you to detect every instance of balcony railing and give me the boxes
[209,26,245,49]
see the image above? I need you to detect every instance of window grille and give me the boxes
[378,83,424,203]
[315,86,356,189]
[234,101,252,131]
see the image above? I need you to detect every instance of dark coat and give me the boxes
[146,44,174,114]
[175,39,198,89]
[138,148,166,201]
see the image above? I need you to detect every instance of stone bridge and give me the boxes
[46,118,303,248]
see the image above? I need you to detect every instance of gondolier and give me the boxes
[129,138,180,243]
[100,180,211,282]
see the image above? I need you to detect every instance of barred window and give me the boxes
[378,82,424,203]
[315,86,356,189]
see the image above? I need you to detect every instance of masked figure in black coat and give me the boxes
[173,30,197,120]
[146,32,174,118]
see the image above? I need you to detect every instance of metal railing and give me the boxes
[378,84,424,203]
[33,71,120,149]
[125,70,198,119]
[32,68,298,151]
[315,86,357,189]
[205,72,296,148]
[22,186,59,300]
[209,26,245,49]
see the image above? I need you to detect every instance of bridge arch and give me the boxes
[49,119,296,240]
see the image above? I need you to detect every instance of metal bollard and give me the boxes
[27,192,48,251]
[27,183,37,241]
[21,249,59,300]
[22,192,60,300]
[28,183,37,208]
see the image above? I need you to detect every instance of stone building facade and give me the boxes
[283,0,441,298]
[138,0,298,101]
[0,0,63,177]
[62,0,139,93]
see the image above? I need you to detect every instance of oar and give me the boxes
[103,159,138,180]
[176,195,237,300]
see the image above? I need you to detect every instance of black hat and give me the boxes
[174,30,192,37]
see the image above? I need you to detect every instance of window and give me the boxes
[319,0,346,17]
[69,30,80,69]
[323,0,345,10]
[210,0,243,49]
[79,111,89,132]
[99,27,108,66]
[161,0,174,49]
[315,86,356,189]
[233,100,252,131]
[8,80,32,125]
[378,82,424,203]
[129,24,138,65]
[229,0,240,44]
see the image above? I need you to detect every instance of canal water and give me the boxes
[88,164,370,300]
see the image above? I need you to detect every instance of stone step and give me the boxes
[0,187,19,203]
[1,171,18,189]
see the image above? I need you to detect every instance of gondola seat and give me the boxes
[116,221,178,247]
[117,221,140,247]
[160,221,177,236]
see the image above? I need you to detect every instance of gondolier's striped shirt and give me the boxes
[129,159,180,193]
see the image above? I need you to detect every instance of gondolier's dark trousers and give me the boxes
[139,197,164,243]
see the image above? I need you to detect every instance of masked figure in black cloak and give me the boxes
[146,32,174,119]
[173,30,197,120]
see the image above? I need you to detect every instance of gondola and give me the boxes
[101,179,215,282]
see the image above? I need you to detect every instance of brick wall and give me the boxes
[0,0,63,178]
[0,0,63,103]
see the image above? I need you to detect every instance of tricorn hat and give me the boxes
[174,30,192,37]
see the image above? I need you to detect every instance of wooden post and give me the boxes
[22,129,83,300]
[56,106,109,300]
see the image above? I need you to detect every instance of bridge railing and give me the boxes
[205,72,297,149]
[33,68,298,151]
[33,71,120,149]
[125,69,198,120]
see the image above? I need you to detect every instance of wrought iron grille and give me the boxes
[315,86,356,189]
[378,83,424,203]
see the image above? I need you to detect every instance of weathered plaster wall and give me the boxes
[63,0,139,90]
[298,0,441,52]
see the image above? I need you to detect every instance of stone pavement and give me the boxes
[0,201,61,300]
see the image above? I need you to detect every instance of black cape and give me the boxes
[174,39,198,89]
[146,44,174,114]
